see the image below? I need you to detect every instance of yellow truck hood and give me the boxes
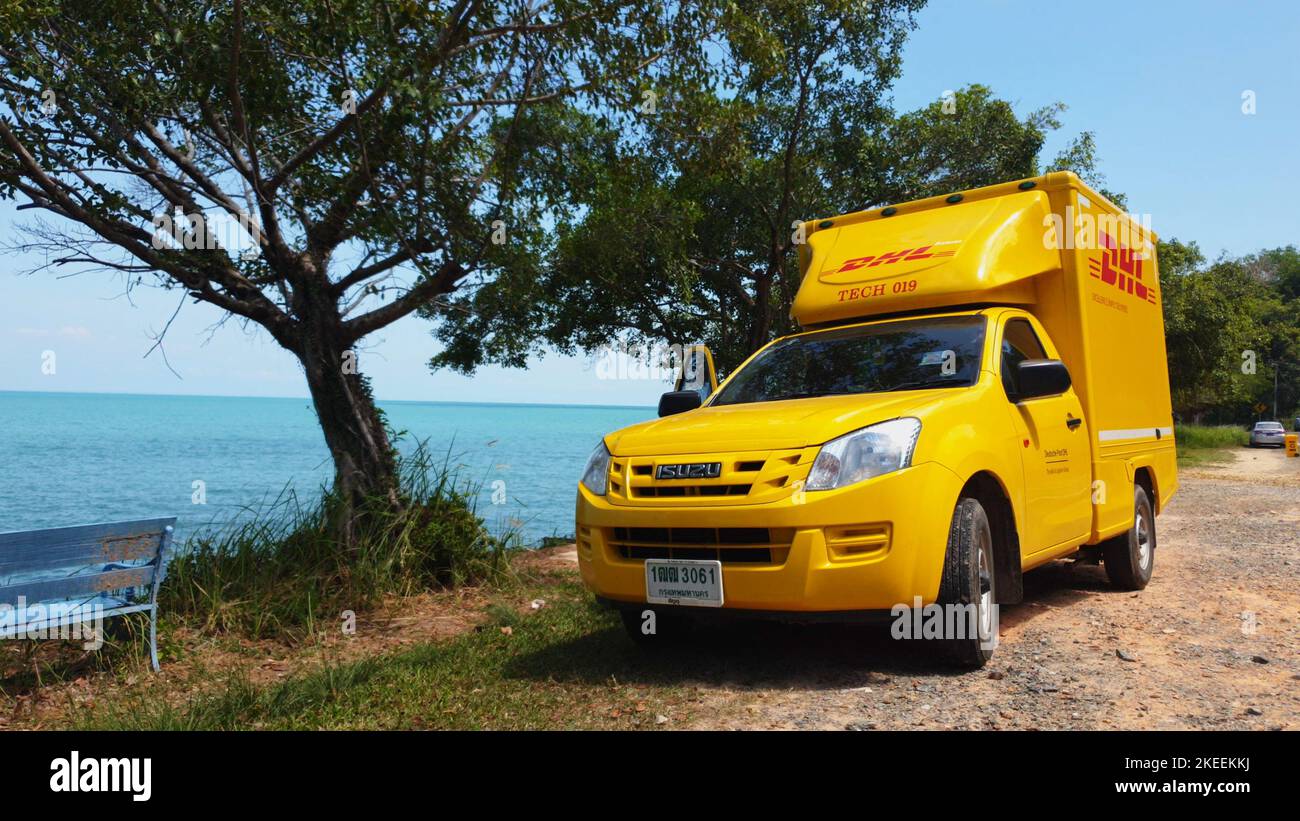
[606,391,941,456]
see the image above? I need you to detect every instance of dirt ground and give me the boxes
[676,447,1300,730]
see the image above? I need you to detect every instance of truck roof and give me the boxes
[792,171,1155,327]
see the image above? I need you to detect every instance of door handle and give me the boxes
[1066,416,1082,430]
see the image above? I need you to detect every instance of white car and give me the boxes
[1249,421,1286,447]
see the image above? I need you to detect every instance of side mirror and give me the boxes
[1014,359,1072,401]
[658,390,702,417]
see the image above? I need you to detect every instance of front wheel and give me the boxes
[1103,485,1155,590]
[937,497,998,668]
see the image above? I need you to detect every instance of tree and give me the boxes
[429,56,1118,375]
[0,0,711,537]
[1158,240,1284,423]
[1242,246,1300,419]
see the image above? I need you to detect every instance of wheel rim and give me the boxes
[1136,507,1152,571]
[977,528,994,638]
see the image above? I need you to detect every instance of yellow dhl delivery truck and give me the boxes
[575,171,1177,666]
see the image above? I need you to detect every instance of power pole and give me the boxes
[1274,364,1280,420]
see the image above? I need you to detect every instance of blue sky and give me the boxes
[2,0,1297,405]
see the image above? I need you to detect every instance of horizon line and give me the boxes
[0,387,655,411]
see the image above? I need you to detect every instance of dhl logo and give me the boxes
[832,241,960,273]
[1088,231,1156,306]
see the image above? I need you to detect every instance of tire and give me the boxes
[1103,485,1155,590]
[619,606,690,646]
[937,497,998,668]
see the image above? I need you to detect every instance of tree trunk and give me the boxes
[747,274,773,354]
[297,322,402,544]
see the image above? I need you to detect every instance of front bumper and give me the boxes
[574,460,964,613]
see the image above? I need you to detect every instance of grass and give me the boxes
[75,580,707,730]
[65,568,969,730]
[160,441,520,641]
[1175,423,1248,466]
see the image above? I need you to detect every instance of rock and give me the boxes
[499,626,513,636]
[1245,707,1263,716]
[987,670,1005,680]
[1116,649,1138,662]
[530,599,546,610]
[655,714,669,725]
[1250,655,1268,664]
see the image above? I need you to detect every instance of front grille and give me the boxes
[608,527,792,564]
[610,449,811,506]
[631,484,751,498]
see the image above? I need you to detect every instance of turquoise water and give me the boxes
[0,391,652,544]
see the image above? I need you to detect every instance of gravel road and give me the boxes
[681,448,1299,730]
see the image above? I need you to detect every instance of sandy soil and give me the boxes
[679,448,1299,730]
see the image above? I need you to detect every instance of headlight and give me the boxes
[580,441,612,495]
[805,418,922,491]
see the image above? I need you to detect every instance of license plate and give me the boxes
[645,559,724,608]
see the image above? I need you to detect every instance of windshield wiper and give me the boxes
[878,377,966,392]
[767,391,846,402]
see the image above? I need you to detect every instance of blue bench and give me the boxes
[0,518,175,671]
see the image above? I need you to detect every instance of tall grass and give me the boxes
[1174,423,1248,466]
[1175,424,1249,450]
[160,441,518,639]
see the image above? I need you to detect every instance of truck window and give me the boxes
[1000,318,1048,397]
[711,316,986,406]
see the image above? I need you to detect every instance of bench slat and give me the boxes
[0,517,177,549]
[0,565,157,607]
[1,600,149,635]
[0,533,165,576]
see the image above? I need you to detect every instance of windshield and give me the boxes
[711,315,987,406]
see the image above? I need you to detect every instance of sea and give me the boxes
[0,391,653,545]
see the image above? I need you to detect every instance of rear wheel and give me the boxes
[937,497,998,668]
[1103,485,1155,590]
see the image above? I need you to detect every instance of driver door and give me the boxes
[999,317,1092,557]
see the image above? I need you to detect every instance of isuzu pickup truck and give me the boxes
[575,172,1177,666]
